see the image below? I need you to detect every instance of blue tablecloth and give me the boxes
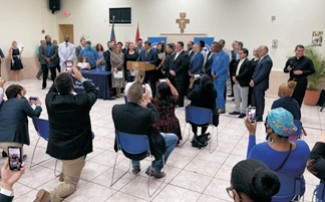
[74,70,112,100]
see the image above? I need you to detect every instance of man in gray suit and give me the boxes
[39,35,58,89]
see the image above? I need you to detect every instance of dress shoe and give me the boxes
[42,87,46,90]
[238,113,246,118]
[33,189,50,202]
[229,111,240,115]
[132,165,141,174]
[36,75,41,80]
[228,94,234,97]
[145,167,166,179]
[218,109,226,114]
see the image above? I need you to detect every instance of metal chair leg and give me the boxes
[30,137,41,169]
[179,123,190,147]
[110,151,129,187]
[148,155,166,197]
[209,126,218,153]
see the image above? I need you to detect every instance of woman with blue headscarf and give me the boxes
[245,107,310,202]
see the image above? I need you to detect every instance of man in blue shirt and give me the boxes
[188,44,203,76]
[211,41,230,114]
[78,41,99,69]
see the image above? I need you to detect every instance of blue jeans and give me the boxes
[214,80,226,110]
[132,132,178,175]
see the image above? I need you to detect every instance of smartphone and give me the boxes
[159,79,166,83]
[247,106,256,123]
[66,61,73,67]
[29,96,38,104]
[8,147,22,171]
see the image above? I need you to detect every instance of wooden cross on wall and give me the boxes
[176,12,190,33]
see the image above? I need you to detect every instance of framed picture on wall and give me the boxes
[312,31,323,46]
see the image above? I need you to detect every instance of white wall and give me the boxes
[57,0,325,71]
[0,0,57,57]
[0,0,324,82]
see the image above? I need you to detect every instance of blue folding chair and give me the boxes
[180,106,218,152]
[313,181,325,202]
[110,130,165,197]
[272,174,305,202]
[31,118,59,176]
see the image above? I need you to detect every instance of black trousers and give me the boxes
[291,79,307,108]
[144,70,157,97]
[251,88,266,120]
[173,79,187,107]
[41,64,56,88]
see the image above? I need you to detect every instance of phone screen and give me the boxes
[8,147,22,171]
[66,61,73,67]
[247,107,256,123]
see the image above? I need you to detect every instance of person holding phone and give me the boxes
[245,107,310,201]
[0,84,42,158]
[34,66,98,202]
[0,159,26,202]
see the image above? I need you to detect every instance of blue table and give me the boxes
[74,70,112,100]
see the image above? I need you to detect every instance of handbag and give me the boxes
[149,130,166,160]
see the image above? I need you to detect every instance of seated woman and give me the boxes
[77,56,91,70]
[152,79,182,142]
[0,84,42,157]
[228,159,280,202]
[307,130,325,181]
[271,81,300,120]
[124,70,152,99]
[246,107,310,201]
[187,75,219,139]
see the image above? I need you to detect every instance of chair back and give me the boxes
[272,174,305,202]
[116,131,150,154]
[315,181,325,201]
[185,106,213,126]
[32,117,50,141]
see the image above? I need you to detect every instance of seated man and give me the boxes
[112,82,178,178]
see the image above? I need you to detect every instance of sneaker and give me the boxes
[238,113,246,118]
[145,167,166,179]
[229,111,240,115]
[33,189,50,202]
[132,165,141,174]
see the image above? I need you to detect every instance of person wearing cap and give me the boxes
[245,107,310,201]
[211,41,230,114]
[227,159,280,202]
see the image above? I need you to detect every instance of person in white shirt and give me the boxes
[58,35,75,72]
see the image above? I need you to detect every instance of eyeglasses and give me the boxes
[226,187,235,199]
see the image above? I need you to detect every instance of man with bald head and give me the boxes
[58,35,75,72]
[249,45,273,122]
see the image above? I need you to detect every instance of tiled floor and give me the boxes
[3,78,324,202]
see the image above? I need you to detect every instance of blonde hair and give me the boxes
[278,81,297,97]
[134,70,146,83]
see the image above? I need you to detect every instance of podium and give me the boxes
[127,61,155,71]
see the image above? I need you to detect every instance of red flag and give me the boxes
[135,23,140,43]
[110,18,116,44]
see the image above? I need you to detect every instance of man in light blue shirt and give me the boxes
[211,41,230,113]
[78,41,99,69]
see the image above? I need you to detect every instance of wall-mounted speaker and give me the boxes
[49,0,60,14]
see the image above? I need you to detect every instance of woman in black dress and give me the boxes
[124,42,139,82]
[10,41,24,81]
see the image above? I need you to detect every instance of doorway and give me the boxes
[58,24,74,43]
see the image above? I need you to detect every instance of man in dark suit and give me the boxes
[283,44,315,107]
[75,37,86,58]
[204,43,216,78]
[0,159,26,202]
[250,45,273,122]
[186,40,194,58]
[138,41,159,97]
[0,84,42,154]
[188,43,204,76]
[34,66,98,202]
[229,41,240,97]
[40,35,58,89]
[161,43,175,78]
[230,48,252,118]
[169,41,190,107]
[103,41,114,71]
[112,82,178,178]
